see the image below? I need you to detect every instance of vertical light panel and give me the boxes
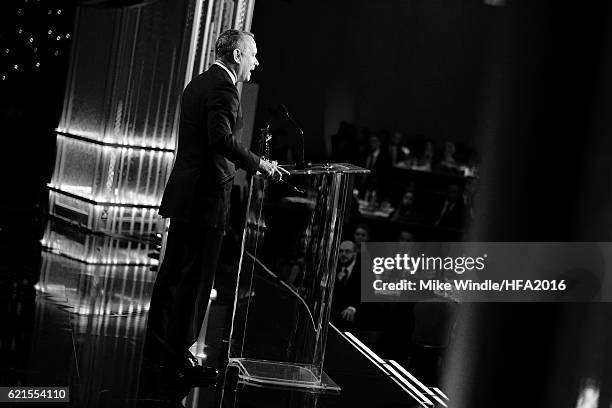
[48,0,256,264]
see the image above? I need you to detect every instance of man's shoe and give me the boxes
[177,351,219,385]
[177,364,219,386]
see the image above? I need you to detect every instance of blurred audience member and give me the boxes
[361,133,392,200]
[353,223,370,253]
[387,130,410,166]
[436,141,464,175]
[439,141,457,168]
[390,189,424,224]
[407,139,434,172]
[398,230,415,242]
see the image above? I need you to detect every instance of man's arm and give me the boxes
[341,268,361,322]
[206,84,288,178]
[206,84,260,173]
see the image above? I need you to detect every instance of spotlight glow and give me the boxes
[576,381,599,408]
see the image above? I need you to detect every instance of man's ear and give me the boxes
[233,48,241,64]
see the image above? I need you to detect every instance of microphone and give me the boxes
[277,104,310,170]
[277,103,290,119]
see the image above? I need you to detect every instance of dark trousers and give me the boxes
[144,219,224,367]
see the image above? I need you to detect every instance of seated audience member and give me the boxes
[407,139,434,172]
[331,240,361,329]
[463,148,479,177]
[398,230,415,242]
[439,141,457,167]
[390,189,425,225]
[352,223,370,253]
[436,141,463,175]
[387,130,410,166]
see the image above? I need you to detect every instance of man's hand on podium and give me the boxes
[258,159,290,181]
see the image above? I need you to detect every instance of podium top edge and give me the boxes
[278,163,369,175]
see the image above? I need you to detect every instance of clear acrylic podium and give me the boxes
[228,163,367,391]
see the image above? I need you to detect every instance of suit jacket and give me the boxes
[332,257,361,318]
[159,64,260,229]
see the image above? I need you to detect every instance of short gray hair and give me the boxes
[215,29,254,63]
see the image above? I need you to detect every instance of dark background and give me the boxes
[251,0,496,159]
[0,0,73,220]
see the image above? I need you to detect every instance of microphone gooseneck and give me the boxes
[277,104,310,170]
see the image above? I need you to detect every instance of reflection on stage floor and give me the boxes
[0,219,442,408]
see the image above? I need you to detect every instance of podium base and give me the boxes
[229,358,341,393]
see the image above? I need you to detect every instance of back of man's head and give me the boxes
[215,29,254,64]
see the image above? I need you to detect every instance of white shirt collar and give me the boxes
[214,61,237,85]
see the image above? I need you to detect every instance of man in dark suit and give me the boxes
[144,29,285,385]
[332,240,361,329]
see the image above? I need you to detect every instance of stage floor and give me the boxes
[0,222,444,408]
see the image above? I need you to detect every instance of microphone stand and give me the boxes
[280,104,311,170]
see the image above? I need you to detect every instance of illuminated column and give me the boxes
[44,0,256,264]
